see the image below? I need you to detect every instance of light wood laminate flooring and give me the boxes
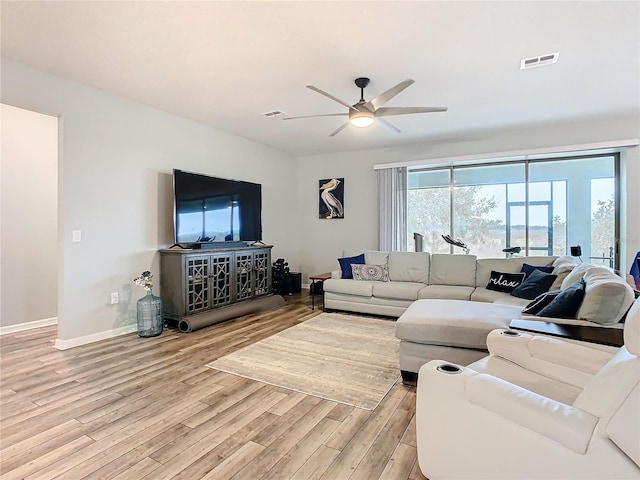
[0,293,427,480]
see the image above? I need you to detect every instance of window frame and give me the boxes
[407,153,620,268]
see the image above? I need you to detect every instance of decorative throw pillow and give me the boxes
[522,290,562,315]
[338,253,365,279]
[537,279,586,319]
[520,263,554,278]
[510,269,558,300]
[351,264,390,282]
[486,271,526,293]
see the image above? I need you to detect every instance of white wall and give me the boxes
[298,115,640,278]
[1,57,637,346]
[1,58,300,347]
[1,104,58,328]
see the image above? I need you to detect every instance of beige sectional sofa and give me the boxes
[324,250,561,316]
[324,250,636,384]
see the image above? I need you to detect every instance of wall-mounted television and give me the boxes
[173,169,262,245]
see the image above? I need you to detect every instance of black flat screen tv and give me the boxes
[173,169,262,244]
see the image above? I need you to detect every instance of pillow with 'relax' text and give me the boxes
[486,271,525,293]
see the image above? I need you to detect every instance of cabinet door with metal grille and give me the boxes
[235,252,254,302]
[185,255,210,314]
[253,249,271,296]
[209,253,233,307]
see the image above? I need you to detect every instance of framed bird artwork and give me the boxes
[318,178,344,219]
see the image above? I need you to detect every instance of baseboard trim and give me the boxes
[54,324,137,350]
[0,317,58,335]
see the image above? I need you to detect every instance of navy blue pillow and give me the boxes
[520,263,554,278]
[338,254,365,279]
[510,269,557,300]
[537,279,586,319]
[522,290,562,315]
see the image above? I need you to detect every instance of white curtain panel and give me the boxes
[378,166,407,252]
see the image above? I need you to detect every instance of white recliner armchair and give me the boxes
[416,297,640,480]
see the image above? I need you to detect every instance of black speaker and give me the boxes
[285,272,302,295]
[570,245,582,257]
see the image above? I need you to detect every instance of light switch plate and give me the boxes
[72,230,82,242]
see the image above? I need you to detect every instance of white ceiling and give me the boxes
[1,1,639,157]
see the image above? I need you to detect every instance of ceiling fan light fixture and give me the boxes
[290,77,447,136]
[349,110,375,128]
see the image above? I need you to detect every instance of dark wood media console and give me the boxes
[160,244,274,331]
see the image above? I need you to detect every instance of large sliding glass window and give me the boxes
[452,163,525,258]
[407,169,450,254]
[407,154,619,267]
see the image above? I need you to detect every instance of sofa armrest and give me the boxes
[330,270,341,279]
[418,361,598,454]
[466,372,598,454]
[486,329,613,387]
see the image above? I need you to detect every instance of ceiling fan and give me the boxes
[284,77,447,136]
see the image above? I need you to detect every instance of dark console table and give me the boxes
[509,319,624,348]
[160,245,274,331]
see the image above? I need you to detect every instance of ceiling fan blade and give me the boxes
[375,106,448,117]
[329,122,349,137]
[378,118,401,134]
[365,79,415,111]
[307,85,357,111]
[283,113,347,120]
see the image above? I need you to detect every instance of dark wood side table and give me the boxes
[309,273,331,310]
[509,319,624,348]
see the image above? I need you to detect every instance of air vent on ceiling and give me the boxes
[520,52,559,69]
[262,110,287,118]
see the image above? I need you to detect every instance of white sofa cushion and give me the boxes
[484,330,613,388]
[577,267,635,324]
[573,347,639,420]
[606,383,640,468]
[395,299,522,349]
[363,250,389,266]
[471,287,517,304]
[492,295,531,307]
[388,251,430,283]
[466,373,598,455]
[322,278,374,297]
[553,255,575,266]
[372,281,425,301]
[468,355,584,406]
[476,258,524,287]
[418,285,475,301]
[429,254,477,287]
[561,262,593,290]
[625,298,640,355]
[551,262,576,290]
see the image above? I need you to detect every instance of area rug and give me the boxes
[206,312,400,410]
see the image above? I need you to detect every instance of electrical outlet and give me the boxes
[110,292,119,304]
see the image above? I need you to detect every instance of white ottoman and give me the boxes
[395,299,524,383]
